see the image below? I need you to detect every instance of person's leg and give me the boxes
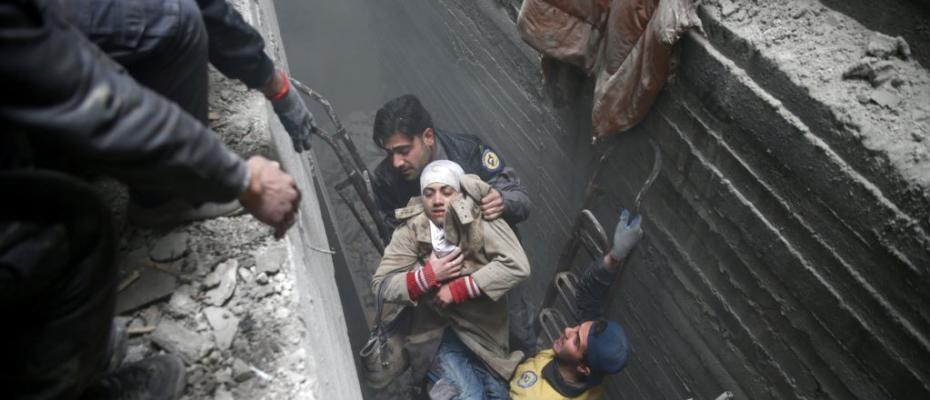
[0,171,116,399]
[507,282,539,356]
[473,363,509,400]
[68,0,243,226]
[70,0,209,123]
[0,171,187,400]
[429,330,486,400]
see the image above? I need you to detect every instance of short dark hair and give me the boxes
[372,94,434,149]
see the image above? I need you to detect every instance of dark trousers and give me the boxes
[0,171,117,399]
[507,282,538,356]
[70,0,211,206]
[70,0,210,123]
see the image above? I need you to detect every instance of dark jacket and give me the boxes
[65,0,275,90]
[372,130,531,243]
[196,0,275,89]
[0,0,247,203]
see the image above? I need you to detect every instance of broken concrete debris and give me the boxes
[167,291,199,317]
[719,0,738,18]
[254,283,276,299]
[204,259,238,306]
[149,231,190,263]
[151,319,215,364]
[100,3,316,397]
[843,59,898,88]
[115,232,308,398]
[215,368,234,386]
[254,244,287,276]
[213,386,234,400]
[870,89,901,108]
[256,271,270,285]
[238,265,254,282]
[232,358,255,382]
[116,267,178,314]
[124,343,149,365]
[142,305,163,327]
[866,33,911,61]
[204,306,241,351]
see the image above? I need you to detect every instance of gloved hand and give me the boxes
[609,209,643,262]
[269,71,316,153]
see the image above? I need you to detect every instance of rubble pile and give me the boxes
[101,69,316,400]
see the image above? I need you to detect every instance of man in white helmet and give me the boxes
[372,160,531,398]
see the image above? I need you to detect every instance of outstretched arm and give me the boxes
[197,0,317,153]
[1,2,246,203]
[576,209,643,320]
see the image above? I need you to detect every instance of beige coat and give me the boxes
[371,174,531,381]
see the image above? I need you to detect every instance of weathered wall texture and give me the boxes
[274,0,929,398]
[551,1,930,399]
[254,1,364,398]
[474,1,930,399]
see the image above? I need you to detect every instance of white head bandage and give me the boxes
[420,160,465,194]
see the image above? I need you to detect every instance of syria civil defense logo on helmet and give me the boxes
[481,148,502,172]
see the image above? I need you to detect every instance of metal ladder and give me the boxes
[537,209,609,345]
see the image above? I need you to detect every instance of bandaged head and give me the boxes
[420,160,465,194]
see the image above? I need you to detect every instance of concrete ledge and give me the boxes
[252,0,363,398]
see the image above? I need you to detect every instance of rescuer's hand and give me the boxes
[481,189,504,220]
[429,247,464,282]
[239,156,302,239]
[266,70,316,153]
[435,284,454,308]
[608,209,643,264]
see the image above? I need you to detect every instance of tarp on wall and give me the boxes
[518,0,702,138]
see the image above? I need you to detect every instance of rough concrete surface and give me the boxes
[105,71,318,397]
[277,0,929,399]
[96,0,362,398]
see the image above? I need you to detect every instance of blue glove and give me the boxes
[271,79,316,153]
[609,209,643,262]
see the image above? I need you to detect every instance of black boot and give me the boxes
[82,354,186,400]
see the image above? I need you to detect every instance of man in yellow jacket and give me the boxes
[510,210,643,399]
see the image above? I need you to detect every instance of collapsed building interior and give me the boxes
[107,0,930,398]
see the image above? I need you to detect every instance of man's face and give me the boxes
[422,182,459,226]
[552,321,594,371]
[382,129,435,181]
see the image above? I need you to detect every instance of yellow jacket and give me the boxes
[510,350,605,400]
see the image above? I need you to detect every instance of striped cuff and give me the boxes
[405,262,439,301]
[449,276,481,304]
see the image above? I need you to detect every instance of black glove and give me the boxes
[271,78,316,153]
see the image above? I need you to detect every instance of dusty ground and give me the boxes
[97,69,315,399]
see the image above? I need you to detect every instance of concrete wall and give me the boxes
[252,1,364,398]
[472,1,930,399]
[590,31,930,399]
